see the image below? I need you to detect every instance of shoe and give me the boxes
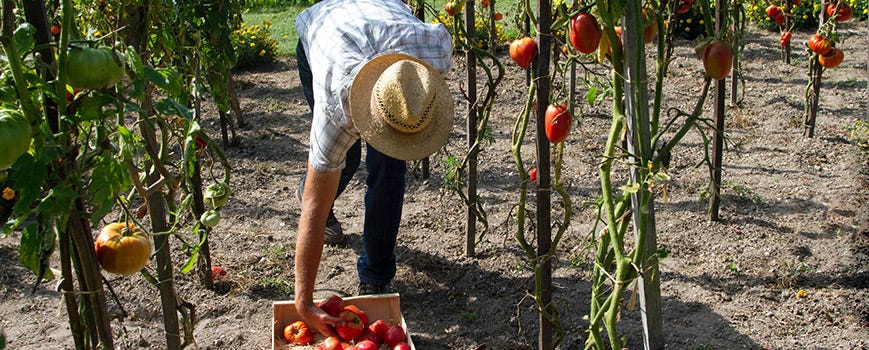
[357,283,389,295]
[298,183,346,245]
[324,215,346,244]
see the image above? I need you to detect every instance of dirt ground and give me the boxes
[1,22,868,350]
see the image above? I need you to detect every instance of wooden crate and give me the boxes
[272,293,414,349]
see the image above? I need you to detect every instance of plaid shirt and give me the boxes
[295,0,454,172]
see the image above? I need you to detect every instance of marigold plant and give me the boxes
[232,20,279,69]
[744,0,866,31]
[433,12,510,50]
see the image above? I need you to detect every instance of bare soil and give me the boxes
[1,23,867,349]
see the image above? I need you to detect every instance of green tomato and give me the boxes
[203,181,230,208]
[200,209,221,227]
[0,109,32,170]
[65,45,125,90]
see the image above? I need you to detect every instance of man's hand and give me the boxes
[296,301,345,338]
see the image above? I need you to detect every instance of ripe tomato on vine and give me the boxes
[509,37,537,69]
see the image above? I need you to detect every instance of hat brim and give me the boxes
[349,53,454,161]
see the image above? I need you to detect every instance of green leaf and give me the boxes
[117,125,135,161]
[9,154,47,219]
[586,86,599,107]
[19,221,55,280]
[143,67,183,99]
[155,98,192,120]
[88,155,130,223]
[619,182,640,194]
[75,94,115,121]
[13,23,36,56]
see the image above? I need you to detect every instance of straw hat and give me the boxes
[349,53,454,161]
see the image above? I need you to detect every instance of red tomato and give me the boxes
[494,12,503,21]
[642,9,658,44]
[321,336,342,350]
[766,5,782,19]
[509,37,537,69]
[481,0,490,7]
[808,34,833,56]
[529,168,538,183]
[318,294,344,317]
[383,325,407,347]
[826,2,852,21]
[544,104,572,144]
[50,24,61,36]
[368,319,390,338]
[818,48,844,68]
[790,0,800,5]
[774,12,785,26]
[393,343,412,350]
[781,31,792,43]
[359,329,382,346]
[211,265,227,280]
[702,40,734,80]
[336,310,365,341]
[283,321,314,345]
[569,12,601,54]
[343,304,369,326]
[94,222,152,275]
[445,1,463,16]
[354,340,379,350]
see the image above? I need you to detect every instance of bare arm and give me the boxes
[294,162,344,337]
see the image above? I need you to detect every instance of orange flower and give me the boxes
[2,187,14,200]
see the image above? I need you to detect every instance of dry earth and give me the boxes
[1,22,868,349]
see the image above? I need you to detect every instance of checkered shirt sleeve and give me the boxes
[295,0,453,172]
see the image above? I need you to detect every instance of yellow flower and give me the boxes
[796,289,807,298]
[250,43,256,47]
[250,35,257,40]
[2,187,14,200]
[803,14,808,19]
[263,20,273,27]
[685,27,691,31]
[239,40,246,45]
[259,50,266,56]
[686,18,692,23]
[699,19,704,24]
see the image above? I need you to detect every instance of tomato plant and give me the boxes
[569,13,601,54]
[94,223,152,276]
[826,2,852,21]
[199,209,221,227]
[544,104,572,144]
[818,48,844,68]
[509,37,537,69]
[65,45,125,90]
[445,1,463,16]
[780,31,792,46]
[283,320,314,345]
[0,109,31,170]
[808,34,833,56]
[702,40,734,80]
[203,181,231,208]
[642,9,658,44]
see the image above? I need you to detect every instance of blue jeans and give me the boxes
[296,41,406,288]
